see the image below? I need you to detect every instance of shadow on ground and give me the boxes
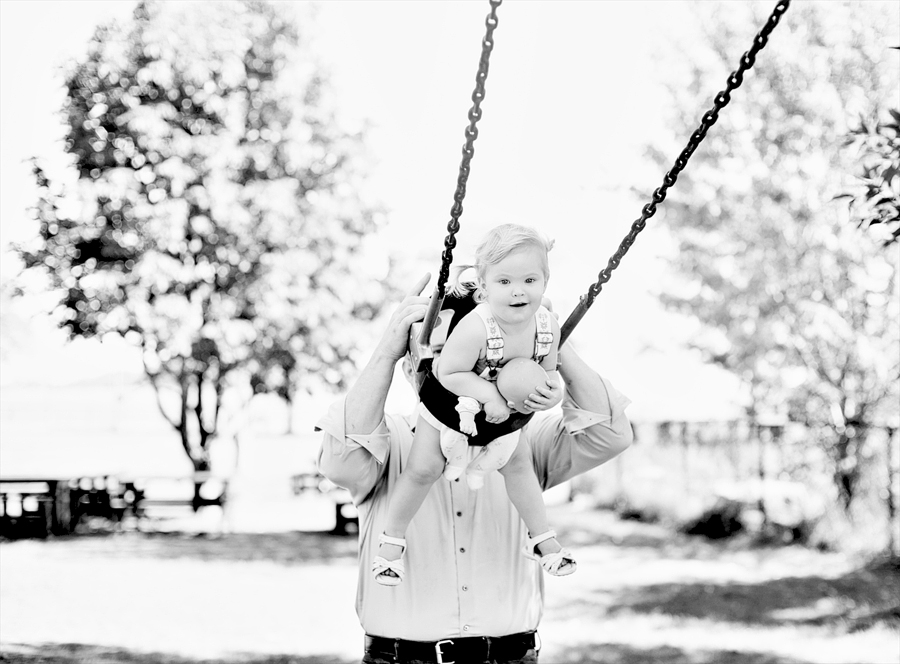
[0,531,359,566]
[0,643,802,664]
[553,643,806,664]
[598,558,900,632]
[550,508,820,561]
[0,642,810,664]
[0,643,354,664]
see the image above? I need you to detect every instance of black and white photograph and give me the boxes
[0,1,898,663]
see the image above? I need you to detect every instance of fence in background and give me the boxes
[577,418,899,549]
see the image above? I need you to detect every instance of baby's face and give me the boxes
[481,246,547,325]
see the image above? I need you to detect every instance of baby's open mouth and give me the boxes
[510,302,527,307]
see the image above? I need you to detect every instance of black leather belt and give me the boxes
[364,631,537,663]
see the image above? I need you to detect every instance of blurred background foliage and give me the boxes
[12,1,395,471]
[634,0,899,550]
[844,107,900,246]
[2,0,898,559]
[2,3,899,659]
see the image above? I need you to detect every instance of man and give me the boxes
[317,274,633,664]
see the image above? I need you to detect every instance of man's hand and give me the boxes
[515,377,563,414]
[375,273,431,363]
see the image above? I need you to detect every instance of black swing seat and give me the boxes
[418,366,534,447]
[412,287,534,447]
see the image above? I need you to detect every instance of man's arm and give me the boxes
[316,274,430,500]
[527,341,634,490]
[348,273,431,434]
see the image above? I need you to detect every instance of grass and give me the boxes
[1,504,898,664]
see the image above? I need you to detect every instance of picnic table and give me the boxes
[0,473,229,537]
[291,471,358,535]
[0,475,127,537]
[121,473,229,532]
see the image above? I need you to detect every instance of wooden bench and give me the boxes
[0,479,57,538]
[0,474,228,537]
[123,473,229,532]
[291,472,358,535]
[0,476,122,537]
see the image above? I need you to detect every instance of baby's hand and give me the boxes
[459,411,477,436]
[483,398,511,424]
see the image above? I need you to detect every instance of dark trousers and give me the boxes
[361,650,538,664]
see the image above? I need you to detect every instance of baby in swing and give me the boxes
[373,223,576,586]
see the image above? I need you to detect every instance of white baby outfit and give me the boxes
[424,303,553,490]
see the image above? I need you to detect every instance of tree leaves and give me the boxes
[843,111,900,246]
[13,0,393,468]
[649,1,900,509]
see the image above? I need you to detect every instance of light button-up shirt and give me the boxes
[316,376,631,641]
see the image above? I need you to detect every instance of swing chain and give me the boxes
[562,0,790,342]
[437,0,503,298]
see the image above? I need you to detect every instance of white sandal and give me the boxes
[372,533,407,586]
[524,529,577,576]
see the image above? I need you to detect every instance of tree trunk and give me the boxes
[755,421,768,527]
[888,427,899,557]
[833,423,862,512]
[174,370,219,475]
[680,422,690,496]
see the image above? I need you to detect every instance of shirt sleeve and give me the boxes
[315,398,391,505]
[525,376,633,490]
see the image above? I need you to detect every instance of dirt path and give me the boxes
[1,505,897,664]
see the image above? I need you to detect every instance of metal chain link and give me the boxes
[560,0,791,345]
[436,0,502,298]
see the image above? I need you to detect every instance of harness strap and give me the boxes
[534,309,552,362]
[478,305,554,371]
[484,314,504,368]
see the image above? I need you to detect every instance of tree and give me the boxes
[842,108,900,246]
[841,106,900,554]
[13,1,393,471]
[646,1,899,515]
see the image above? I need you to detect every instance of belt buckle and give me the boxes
[434,639,454,664]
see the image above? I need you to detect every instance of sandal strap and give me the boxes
[372,556,405,580]
[539,549,575,575]
[378,533,407,551]
[525,529,557,550]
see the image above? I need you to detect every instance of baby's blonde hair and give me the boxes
[449,224,554,300]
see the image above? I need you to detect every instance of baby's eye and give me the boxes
[526,277,536,284]
[499,279,510,285]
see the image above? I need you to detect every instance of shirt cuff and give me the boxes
[561,377,631,435]
[315,398,392,465]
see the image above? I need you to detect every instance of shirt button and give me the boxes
[463,625,470,631]
[462,585,468,591]
[456,511,462,517]
[459,547,466,553]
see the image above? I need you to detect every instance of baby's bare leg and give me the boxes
[497,439,553,544]
[382,416,445,547]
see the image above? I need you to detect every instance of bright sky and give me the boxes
[0,1,752,431]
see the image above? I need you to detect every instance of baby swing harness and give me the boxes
[409,0,790,445]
